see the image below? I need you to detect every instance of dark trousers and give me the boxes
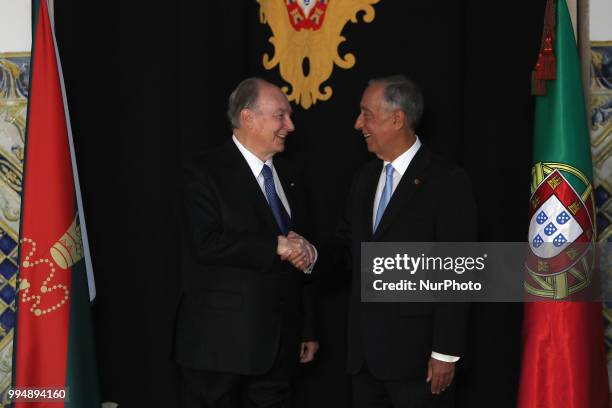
[352,364,454,408]
[180,349,291,408]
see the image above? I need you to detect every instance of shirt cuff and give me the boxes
[431,351,460,363]
[303,245,318,274]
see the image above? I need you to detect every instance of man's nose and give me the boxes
[285,116,295,132]
[354,112,363,130]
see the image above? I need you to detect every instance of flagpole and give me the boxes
[45,0,96,301]
[48,0,54,28]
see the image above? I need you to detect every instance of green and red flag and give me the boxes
[518,0,609,407]
[13,0,100,406]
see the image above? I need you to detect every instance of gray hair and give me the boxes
[369,75,424,130]
[227,77,265,129]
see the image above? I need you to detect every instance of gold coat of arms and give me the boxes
[257,0,380,109]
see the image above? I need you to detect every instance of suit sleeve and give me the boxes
[301,170,362,340]
[432,168,477,356]
[183,165,278,271]
[302,279,315,341]
[311,172,356,288]
[292,172,317,342]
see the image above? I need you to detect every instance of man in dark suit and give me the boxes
[343,76,477,407]
[174,78,319,408]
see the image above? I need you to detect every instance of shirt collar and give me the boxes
[232,135,273,178]
[383,135,421,176]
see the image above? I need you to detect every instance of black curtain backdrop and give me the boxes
[53,1,546,407]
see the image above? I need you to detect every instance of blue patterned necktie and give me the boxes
[374,163,394,232]
[261,164,290,235]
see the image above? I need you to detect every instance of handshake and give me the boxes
[277,231,316,271]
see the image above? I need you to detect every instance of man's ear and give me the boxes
[393,109,408,130]
[241,109,253,129]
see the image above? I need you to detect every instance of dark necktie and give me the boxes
[261,164,290,235]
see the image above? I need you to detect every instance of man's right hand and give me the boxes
[277,235,312,270]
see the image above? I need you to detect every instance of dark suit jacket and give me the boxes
[339,145,477,381]
[174,140,313,377]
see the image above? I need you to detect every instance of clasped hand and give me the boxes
[277,231,315,271]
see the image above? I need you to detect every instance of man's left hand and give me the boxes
[299,341,319,363]
[426,358,455,394]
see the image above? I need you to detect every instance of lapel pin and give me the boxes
[414,178,421,185]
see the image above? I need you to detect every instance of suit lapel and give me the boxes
[272,158,296,230]
[362,162,382,241]
[224,141,281,234]
[372,146,431,240]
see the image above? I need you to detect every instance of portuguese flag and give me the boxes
[13,0,100,406]
[518,1,609,407]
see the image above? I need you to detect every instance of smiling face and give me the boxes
[244,84,294,161]
[354,83,414,162]
[354,83,397,161]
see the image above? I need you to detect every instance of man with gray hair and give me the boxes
[345,75,476,407]
[174,77,319,407]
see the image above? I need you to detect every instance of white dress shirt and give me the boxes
[371,136,459,363]
[372,137,422,229]
[232,135,316,273]
[233,135,291,216]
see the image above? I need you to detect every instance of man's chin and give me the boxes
[368,147,383,159]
